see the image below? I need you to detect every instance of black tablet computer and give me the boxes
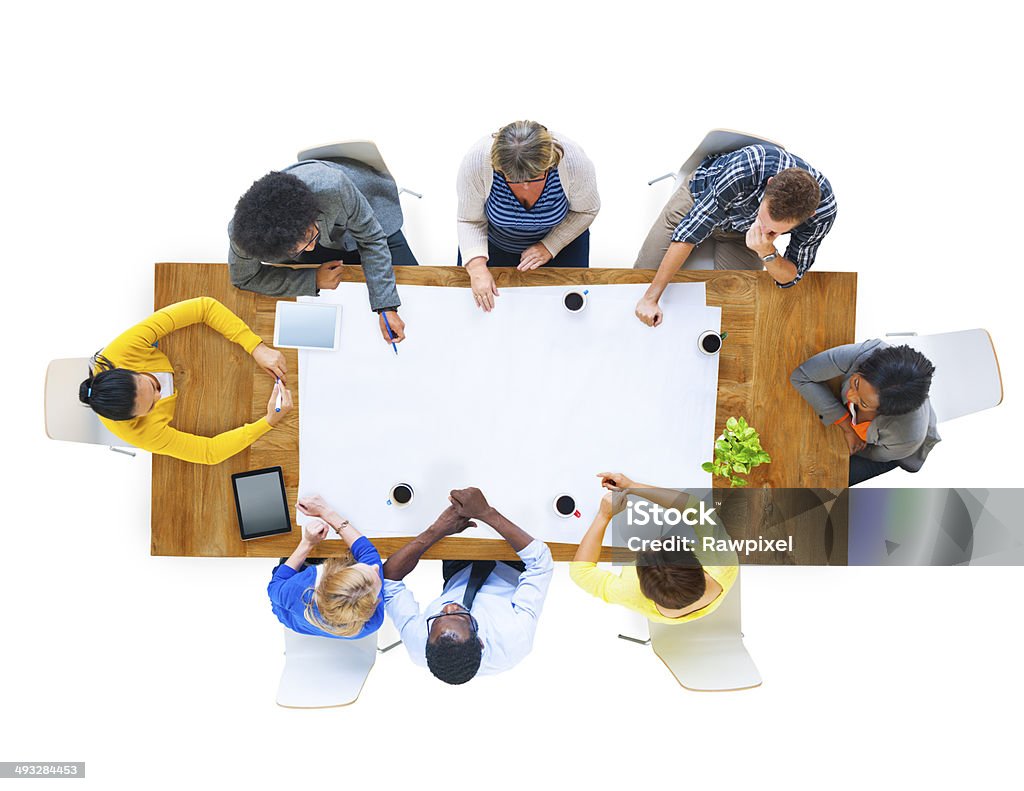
[231,466,293,541]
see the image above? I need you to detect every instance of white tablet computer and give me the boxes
[273,301,342,351]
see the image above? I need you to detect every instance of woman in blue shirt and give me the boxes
[267,495,384,639]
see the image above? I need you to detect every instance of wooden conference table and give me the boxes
[151,263,856,563]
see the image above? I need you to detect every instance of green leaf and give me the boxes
[726,417,739,432]
[732,478,749,487]
[701,462,714,473]
[733,462,748,474]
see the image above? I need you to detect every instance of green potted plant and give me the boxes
[702,416,771,487]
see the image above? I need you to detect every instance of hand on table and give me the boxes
[634,296,663,327]
[517,243,553,271]
[252,342,287,383]
[597,471,637,491]
[378,310,406,344]
[301,519,331,546]
[316,261,345,290]
[448,487,492,520]
[466,258,499,311]
[432,504,476,536]
[745,222,778,258]
[266,380,293,427]
[297,495,343,526]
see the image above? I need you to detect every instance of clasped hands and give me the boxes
[427,486,497,535]
[296,495,352,544]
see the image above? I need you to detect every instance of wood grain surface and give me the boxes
[152,263,856,562]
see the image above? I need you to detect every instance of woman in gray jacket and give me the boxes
[791,340,939,485]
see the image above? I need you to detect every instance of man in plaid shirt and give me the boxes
[634,144,837,327]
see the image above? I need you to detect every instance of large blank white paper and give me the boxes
[297,282,720,545]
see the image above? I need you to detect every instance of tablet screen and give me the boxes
[274,302,341,350]
[231,467,293,540]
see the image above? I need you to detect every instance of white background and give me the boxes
[2,1,1022,788]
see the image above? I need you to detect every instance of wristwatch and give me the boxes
[760,249,779,263]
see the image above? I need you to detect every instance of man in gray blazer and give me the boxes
[228,158,418,344]
[790,340,940,485]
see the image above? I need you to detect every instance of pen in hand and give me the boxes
[274,379,282,412]
[381,312,399,356]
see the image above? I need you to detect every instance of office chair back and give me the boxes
[886,329,1003,423]
[44,358,132,448]
[297,140,391,176]
[276,628,377,708]
[648,572,762,691]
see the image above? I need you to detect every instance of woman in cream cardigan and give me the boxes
[78,296,293,465]
[457,121,601,311]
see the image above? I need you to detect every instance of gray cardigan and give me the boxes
[227,159,402,311]
[790,339,940,472]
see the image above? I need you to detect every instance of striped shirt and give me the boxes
[671,144,837,288]
[485,169,570,253]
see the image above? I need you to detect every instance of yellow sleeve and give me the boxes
[144,418,273,466]
[569,561,630,605]
[102,297,263,365]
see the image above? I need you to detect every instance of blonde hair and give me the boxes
[490,120,564,183]
[303,555,380,637]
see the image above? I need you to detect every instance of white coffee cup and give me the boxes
[553,493,579,518]
[697,330,724,355]
[562,289,588,313]
[388,483,415,508]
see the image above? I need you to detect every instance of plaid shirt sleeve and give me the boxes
[670,188,725,245]
[670,151,761,245]
[778,196,838,289]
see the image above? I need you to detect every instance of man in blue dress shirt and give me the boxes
[382,487,554,685]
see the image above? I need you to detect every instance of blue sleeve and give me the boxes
[267,565,316,613]
[350,536,382,567]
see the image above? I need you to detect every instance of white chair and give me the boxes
[885,330,1003,422]
[376,613,402,654]
[276,628,378,708]
[648,129,785,270]
[297,140,423,199]
[647,572,761,691]
[44,358,136,456]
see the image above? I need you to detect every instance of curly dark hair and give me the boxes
[231,171,320,260]
[425,633,482,685]
[764,168,821,224]
[857,345,935,416]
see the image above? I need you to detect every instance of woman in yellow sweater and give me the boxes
[570,472,737,624]
[78,296,293,465]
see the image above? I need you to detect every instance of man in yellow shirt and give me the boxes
[570,472,736,624]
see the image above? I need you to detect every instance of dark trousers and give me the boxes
[457,229,590,268]
[849,455,901,486]
[442,559,526,588]
[293,230,419,266]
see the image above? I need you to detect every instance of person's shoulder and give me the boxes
[284,160,352,194]
[459,136,493,172]
[552,132,594,171]
[882,400,932,437]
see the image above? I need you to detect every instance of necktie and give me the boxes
[462,561,496,611]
